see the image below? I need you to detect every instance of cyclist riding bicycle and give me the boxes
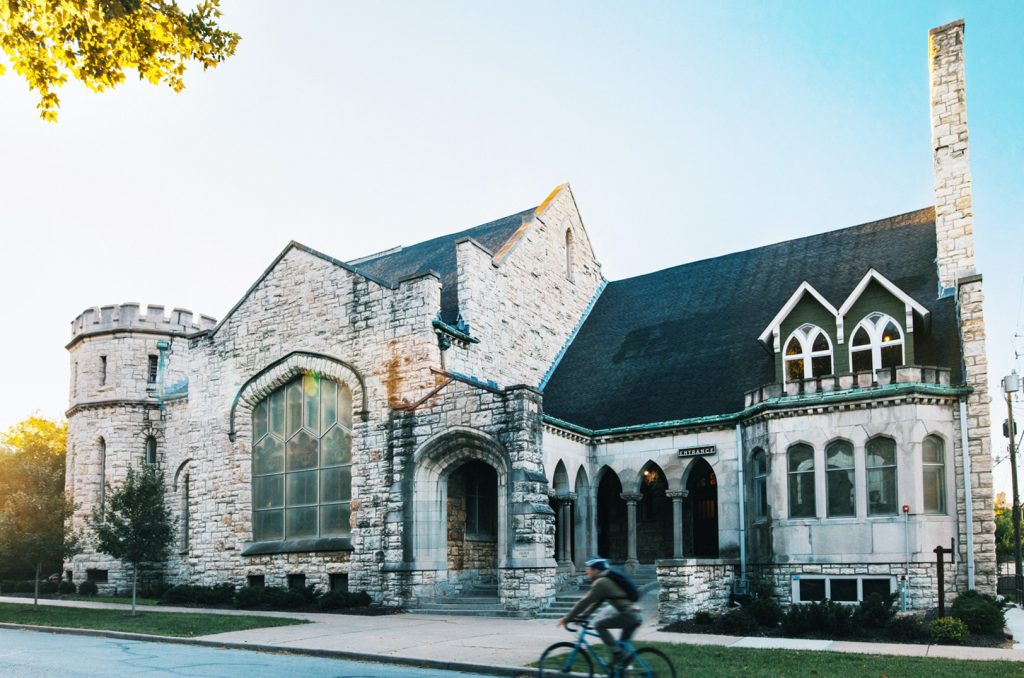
[555,556,641,668]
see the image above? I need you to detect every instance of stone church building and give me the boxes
[65,21,994,620]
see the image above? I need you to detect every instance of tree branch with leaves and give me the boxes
[0,0,240,121]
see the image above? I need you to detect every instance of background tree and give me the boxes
[92,463,173,614]
[0,416,80,605]
[995,492,1020,567]
[0,0,239,121]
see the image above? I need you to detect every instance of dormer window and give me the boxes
[849,313,904,375]
[783,324,833,383]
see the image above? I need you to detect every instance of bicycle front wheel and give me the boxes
[623,646,676,678]
[537,641,595,677]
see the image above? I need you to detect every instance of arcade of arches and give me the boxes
[550,458,719,568]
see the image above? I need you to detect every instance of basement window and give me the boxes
[329,573,349,593]
[86,569,108,583]
[246,575,265,588]
[792,575,894,603]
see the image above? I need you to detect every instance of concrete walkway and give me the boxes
[2,595,1024,675]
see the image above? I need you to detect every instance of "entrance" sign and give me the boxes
[678,445,717,458]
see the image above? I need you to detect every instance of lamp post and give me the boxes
[1002,369,1022,603]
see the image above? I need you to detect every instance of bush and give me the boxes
[14,581,34,593]
[853,592,898,629]
[692,610,716,626]
[78,581,98,596]
[951,590,1005,635]
[38,581,58,594]
[887,614,928,643]
[139,582,171,600]
[349,591,372,607]
[234,585,267,609]
[748,597,783,628]
[718,607,758,635]
[930,616,968,645]
[162,583,236,606]
[57,580,76,594]
[782,600,853,638]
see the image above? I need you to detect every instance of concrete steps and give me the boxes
[536,565,659,619]
[407,584,520,618]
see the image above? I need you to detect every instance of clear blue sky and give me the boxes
[0,1,1020,490]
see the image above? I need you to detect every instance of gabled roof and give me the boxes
[757,281,839,349]
[542,207,960,430]
[348,207,535,322]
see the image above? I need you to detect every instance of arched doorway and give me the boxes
[637,462,673,562]
[447,460,499,582]
[686,458,719,558]
[574,466,591,567]
[597,468,627,563]
[550,461,570,564]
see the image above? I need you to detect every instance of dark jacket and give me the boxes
[564,571,633,620]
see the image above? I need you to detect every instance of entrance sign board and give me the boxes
[677,445,717,458]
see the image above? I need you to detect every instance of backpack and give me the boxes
[605,567,640,602]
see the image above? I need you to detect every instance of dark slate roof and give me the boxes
[347,208,534,323]
[543,208,960,430]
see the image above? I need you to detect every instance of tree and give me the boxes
[995,493,1020,566]
[0,0,240,121]
[92,463,173,615]
[0,416,81,606]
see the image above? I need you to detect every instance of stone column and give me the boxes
[559,493,576,567]
[666,490,688,559]
[621,493,641,569]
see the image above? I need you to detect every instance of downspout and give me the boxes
[959,397,975,589]
[735,423,747,587]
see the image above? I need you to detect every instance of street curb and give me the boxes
[0,622,538,677]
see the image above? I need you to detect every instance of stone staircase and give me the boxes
[537,564,659,620]
[408,583,518,618]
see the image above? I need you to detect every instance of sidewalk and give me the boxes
[2,594,1024,674]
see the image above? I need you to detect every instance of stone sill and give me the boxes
[241,537,352,556]
[656,558,741,567]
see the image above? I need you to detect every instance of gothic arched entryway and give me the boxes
[596,468,626,562]
[447,460,499,582]
[637,462,673,562]
[686,458,719,558]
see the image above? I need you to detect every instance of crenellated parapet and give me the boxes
[70,303,217,341]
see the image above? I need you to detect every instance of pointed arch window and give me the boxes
[251,373,352,542]
[866,436,898,515]
[565,229,575,282]
[783,324,833,383]
[850,313,904,375]
[787,444,815,518]
[826,440,855,517]
[922,435,947,514]
[145,436,157,465]
[752,449,768,519]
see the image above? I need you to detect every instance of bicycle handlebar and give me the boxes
[563,618,591,632]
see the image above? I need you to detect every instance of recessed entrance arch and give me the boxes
[637,461,673,562]
[686,457,719,558]
[407,429,511,572]
[447,460,498,581]
[596,467,626,562]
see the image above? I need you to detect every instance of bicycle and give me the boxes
[538,618,676,677]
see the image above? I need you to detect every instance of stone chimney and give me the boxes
[929,20,995,595]
[929,19,974,289]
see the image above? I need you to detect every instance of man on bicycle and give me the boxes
[555,556,642,667]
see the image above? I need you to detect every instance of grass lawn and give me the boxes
[0,603,307,637]
[540,641,1024,677]
[62,594,160,606]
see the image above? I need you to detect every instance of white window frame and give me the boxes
[849,312,905,376]
[783,324,833,384]
[790,575,897,604]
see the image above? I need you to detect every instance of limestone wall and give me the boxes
[657,560,738,623]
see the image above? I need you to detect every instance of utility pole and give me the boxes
[1003,369,1022,603]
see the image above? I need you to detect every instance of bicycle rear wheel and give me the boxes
[538,641,595,677]
[622,646,675,678]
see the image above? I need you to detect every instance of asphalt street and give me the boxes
[0,628,497,678]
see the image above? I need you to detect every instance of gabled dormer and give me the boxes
[758,282,839,385]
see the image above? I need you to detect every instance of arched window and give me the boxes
[922,435,946,514]
[783,324,833,383]
[849,313,904,375]
[787,444,815,518]
[251,373,353,542]
[752,449,768,519]
[826,440,855,517]
[180,473,190,553]
[565,229,575,282]
[866,437,897,515]
[145,436,157,465]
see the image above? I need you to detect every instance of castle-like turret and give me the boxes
[65,303,215,590]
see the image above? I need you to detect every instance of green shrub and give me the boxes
[139,582,171,600]
[14,581,34,593]
[748,597,783,627]
[718,607,758,635]
[298,584,319,604]
[853,592,898,629]
[38,581,58,594]
[234,585,267,609]
[349,591,371,607]
[887,614,928,643]
[692,610,716,625]
[929,616,968,645]
[78,580,98,596]
[57,580,76,594]
[951,590,1005,635]
[782,600,853,638]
